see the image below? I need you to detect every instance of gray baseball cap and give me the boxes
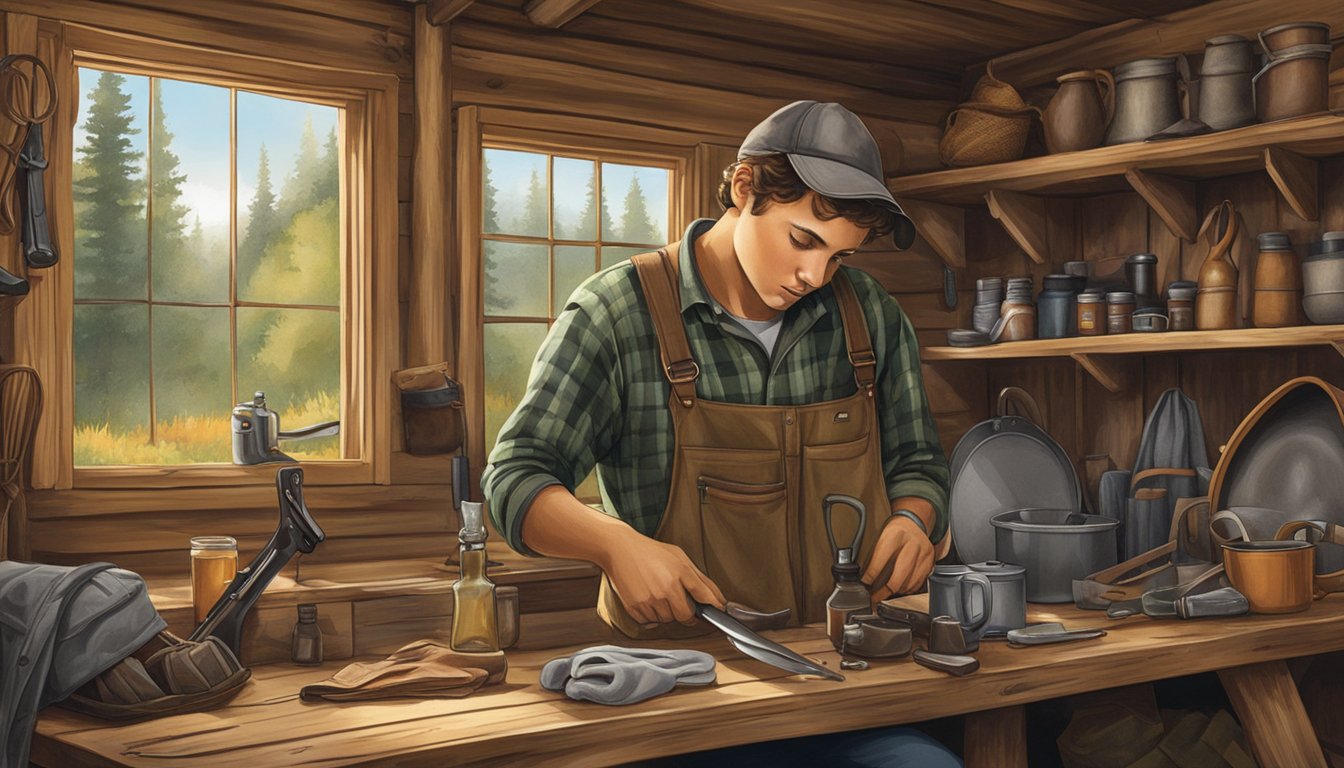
[738,100,917,250]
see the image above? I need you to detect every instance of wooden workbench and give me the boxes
[31,596,1341,767]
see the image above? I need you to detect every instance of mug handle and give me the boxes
[959,573,994,633]
[1211,509,1252,543]
[1093,69,1116,127]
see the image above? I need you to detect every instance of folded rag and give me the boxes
[540,645,716,706]
[300,640,507,702]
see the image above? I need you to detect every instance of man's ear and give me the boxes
[730,163,754,211]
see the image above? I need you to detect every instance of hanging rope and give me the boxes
[0,54,56,237]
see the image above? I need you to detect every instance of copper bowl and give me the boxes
[1222,540,1314,613]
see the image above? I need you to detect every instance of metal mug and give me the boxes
[967,561,1027,635]
[928,565,994,651]
[1222,540,1314,614]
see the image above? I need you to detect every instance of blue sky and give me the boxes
[74,68,338,229]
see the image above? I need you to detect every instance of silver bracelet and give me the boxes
[890,508,928,535]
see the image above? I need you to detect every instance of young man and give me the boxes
[483,101,957,765]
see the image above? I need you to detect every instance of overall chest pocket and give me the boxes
[698,474,793,614]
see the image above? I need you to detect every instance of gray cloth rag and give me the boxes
[540,645,716,706]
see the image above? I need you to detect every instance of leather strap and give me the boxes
[1080,497,1210,602]
[829,269,876,396]
[1131,467,1197,488]
[633,247,699,406]
[1276,521,1344,597]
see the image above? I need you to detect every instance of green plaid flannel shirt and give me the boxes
[483,219,950,556]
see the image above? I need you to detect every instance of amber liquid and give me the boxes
[451,547,499,653]
[192,551,238,624]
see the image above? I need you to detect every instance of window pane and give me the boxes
[484,323,548,463]
[602,163,669,245]
[152,306,232,462]
[553,157,595,242]
[236,307,341,460]
[601,246,647,271]
[152,78,230,303]
[74,69,148,301]
[484,240,546,317]
[74,304,149,465]
[553,245,595,315]
[483,149,547,237]
[237,91,341,306]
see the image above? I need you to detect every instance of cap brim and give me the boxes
[787,154,917,251]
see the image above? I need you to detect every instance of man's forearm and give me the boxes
[518,485,636,571]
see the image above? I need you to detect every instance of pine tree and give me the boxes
[315,127,338,205]
[516,168,548,236]
[482,153,500,233]
[277,116,321,223]
[239,144,282,284]
[74,71,146,299]
[575,172,598,241]
[618,174,658,244]
[150,79,191,293]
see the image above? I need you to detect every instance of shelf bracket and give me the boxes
[985,190,1048,264]
[1264,147,1318,222]
[1330,340,1344,361]
[897,198,964,269]
[1070,352,1130,393]
[1125,168,1197,242]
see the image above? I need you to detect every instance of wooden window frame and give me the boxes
[18,21,399,493]
[454,106,699,501]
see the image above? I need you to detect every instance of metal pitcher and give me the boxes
[1105,57,1182,145]
[1198,35,1257,130]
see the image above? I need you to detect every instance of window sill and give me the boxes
[72,460,375,489]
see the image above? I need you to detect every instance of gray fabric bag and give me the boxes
[0,561,165,768]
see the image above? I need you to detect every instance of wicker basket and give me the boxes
[940,62,1040,167]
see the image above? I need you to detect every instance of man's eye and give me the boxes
[789,234,812,250]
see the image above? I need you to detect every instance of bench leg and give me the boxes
[1219,659,1327,768]
[964,704,1027,768]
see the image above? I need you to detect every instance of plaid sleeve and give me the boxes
[482,285,625,556]
[865,282,951,543]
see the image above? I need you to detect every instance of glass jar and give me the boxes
[1107,291,1136,334]
[190,536,238,624]
[291,604,324,665]
[1167,285,1196,331]
[1076,292,1107,336]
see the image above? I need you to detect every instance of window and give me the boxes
[467,121,685,501]
[72,68,342,466]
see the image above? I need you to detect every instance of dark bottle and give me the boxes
[291,604,323,665]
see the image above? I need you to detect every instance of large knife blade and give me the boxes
[695,602,843,682]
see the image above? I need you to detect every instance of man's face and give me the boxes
[732,183,869,314]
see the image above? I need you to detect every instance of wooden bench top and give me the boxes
[32,595,1344,768]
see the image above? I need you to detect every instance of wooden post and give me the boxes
[964,705,1028,768]
[409,5,453,369]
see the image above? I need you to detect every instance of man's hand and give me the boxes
[861,515,935,604]
[602,533,727,626]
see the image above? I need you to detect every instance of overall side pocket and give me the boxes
[698,475,792,614]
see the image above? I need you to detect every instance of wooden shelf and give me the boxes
[923,325,1344,361]
[889,113,1344,205]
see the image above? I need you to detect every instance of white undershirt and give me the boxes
[725,311,784,359]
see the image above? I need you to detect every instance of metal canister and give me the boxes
[1106,57,1182,145]
[1037,274,1079,338]
[1106,291,1136,334]
[1076,292,1107,336]
[1167,283,1196,331]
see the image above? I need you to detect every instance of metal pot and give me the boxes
[1253,44,1332,122]
[1222,540,1314,613]
[967,561,1027,635]
[991,509,1120,603]
[1106,57,1182,145]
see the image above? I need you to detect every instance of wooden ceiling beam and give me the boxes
[987,0,1344,89]
[426,0,475,26]
[523,0,605,28]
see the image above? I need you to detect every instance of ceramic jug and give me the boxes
[1196,200,1240,330]
[1106,57,1182,145]
[1043,69,1115,153]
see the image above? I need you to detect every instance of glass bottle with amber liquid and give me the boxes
[451,500,499,653]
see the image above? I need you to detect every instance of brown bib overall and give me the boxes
[596,246,889,638]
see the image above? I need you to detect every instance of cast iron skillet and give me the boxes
[949,387,1082,565]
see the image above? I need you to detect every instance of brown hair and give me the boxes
[715,154,897,243]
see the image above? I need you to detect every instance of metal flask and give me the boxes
[232,391,341,464]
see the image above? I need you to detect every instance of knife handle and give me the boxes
[875,604,932,637]
[913,649,979,676]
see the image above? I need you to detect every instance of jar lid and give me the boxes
[297,604,318,621]
[976,277,1004,288]
[1167,286,1196,300]
[1258,232,1293,251]
[1106,291,1136,303]
[1308,232,1344,259]
[1064,261,1093,277]
[967,560,1026,578]
[1167,279,1198,290]
[1042,274,1076,291]
[1114,57,1177,81]
[1126,252,1158,264]
[190,535,237,550]
[1077,293,1105,304]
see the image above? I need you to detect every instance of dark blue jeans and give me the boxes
[640,725,963,767]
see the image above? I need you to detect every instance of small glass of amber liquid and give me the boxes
[191,536,238,624]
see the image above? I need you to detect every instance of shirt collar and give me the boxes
[675,217,832,325]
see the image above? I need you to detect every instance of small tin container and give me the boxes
[1132,309,1169,332]
[1167,284,1196,331]
[1106,291,1136,334]
[1076,292,1107,336]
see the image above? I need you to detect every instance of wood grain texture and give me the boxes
[900,199,965,269]
[408,6,452,368]
[427,0,476,25]
[923,324,1344,360]
[964,705,1027,768]
[1219,660,1328,768]
[523,0,604,28]
[1127,168,1198,243]
[1264,146,1320,223]
[32,595,1344,768]
[987,190,1049,264]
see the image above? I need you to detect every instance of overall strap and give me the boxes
[830,269,877,396]
[632,247,699,406]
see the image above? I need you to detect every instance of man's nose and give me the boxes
[796,252,832,289]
